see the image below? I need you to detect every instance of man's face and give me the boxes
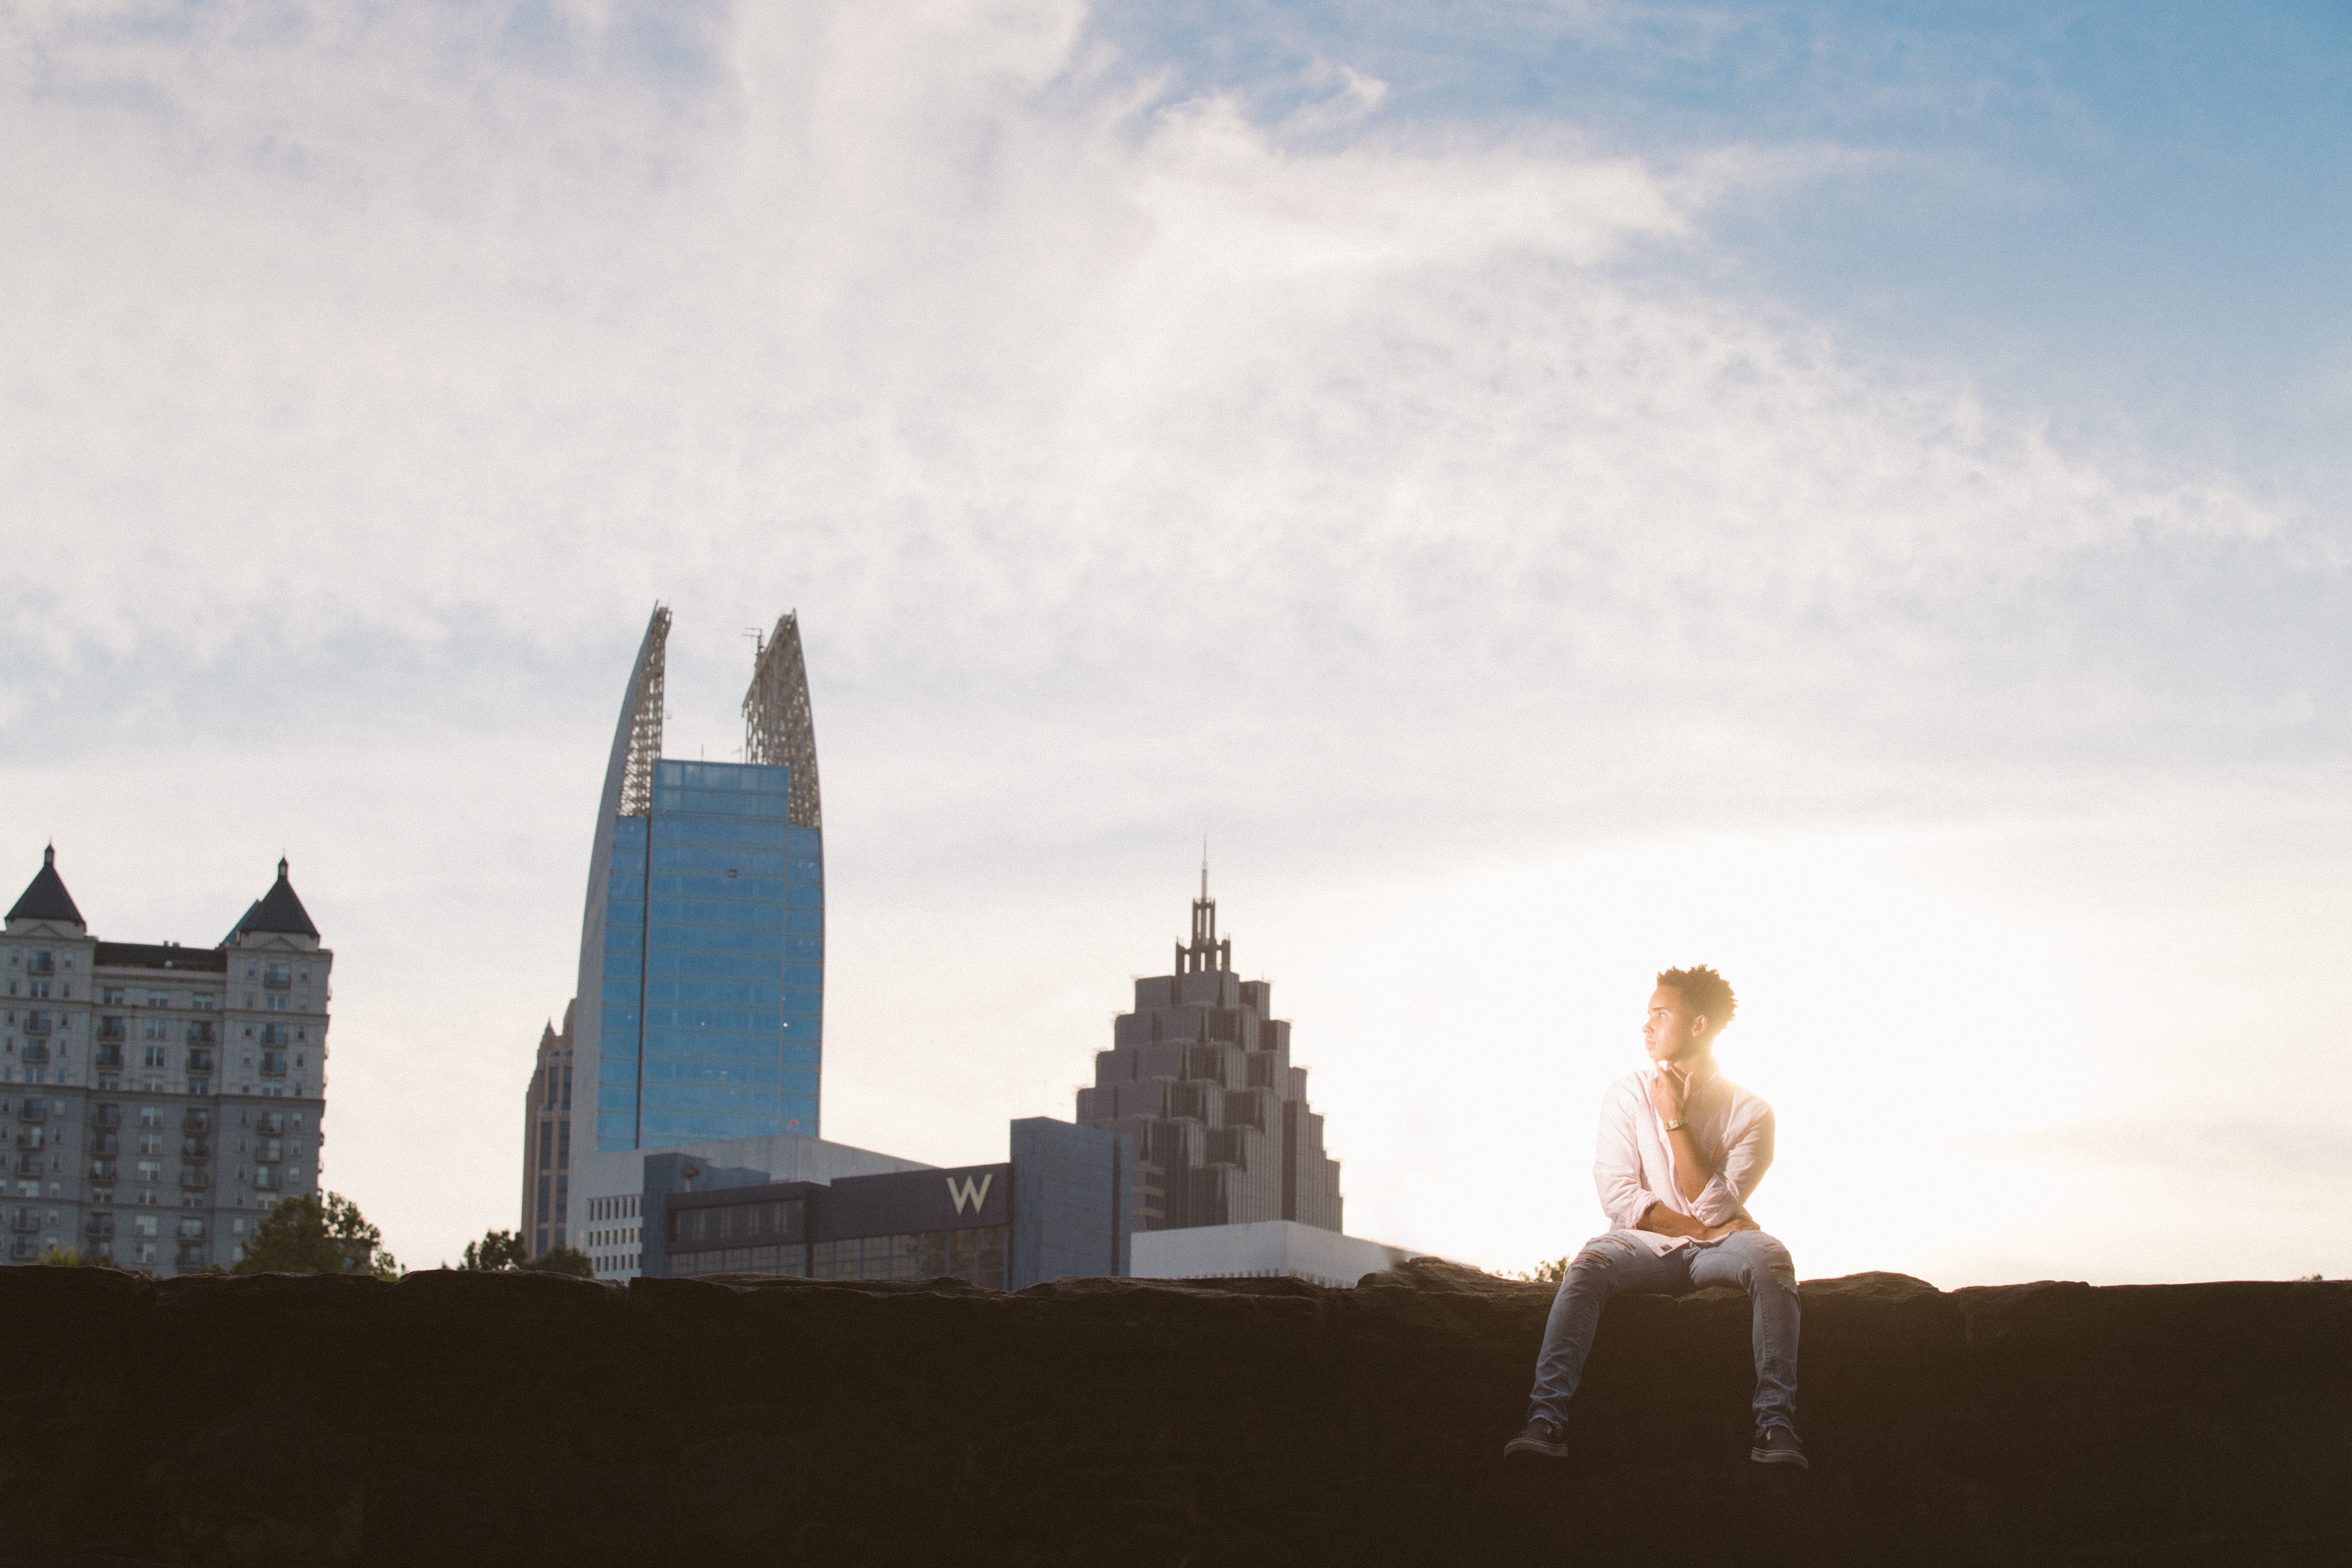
[1643,985,1702,1065]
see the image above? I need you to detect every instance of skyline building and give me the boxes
[1076,877,1345,1233]
[519,1002,574,1256]
[2,847,330,1275]
[541,606,826,1244]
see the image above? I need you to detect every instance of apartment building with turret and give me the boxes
[2,847,331,1273]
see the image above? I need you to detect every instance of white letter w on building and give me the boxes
[945,1172,993,1215]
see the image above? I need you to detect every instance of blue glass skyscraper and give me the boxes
[572,608,826,1156]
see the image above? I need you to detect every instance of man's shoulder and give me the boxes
[1602,1069,1651,1103]
[1715,1072,1774,1119]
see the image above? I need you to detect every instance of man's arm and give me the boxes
[1646,1066,1716,1203]
[1688,1102,1775,1226]
[1593,1082,1673,1233]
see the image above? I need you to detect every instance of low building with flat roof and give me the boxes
[642,1117,1130,1291]
[1130,1218,1424,1289]
[575,1128,928,1281]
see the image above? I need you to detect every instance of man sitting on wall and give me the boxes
[1505,964,1806,1469]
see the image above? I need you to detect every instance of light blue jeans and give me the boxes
[1527,1228,1801,1432]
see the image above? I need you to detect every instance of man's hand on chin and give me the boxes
[1646,1064,1690,1122]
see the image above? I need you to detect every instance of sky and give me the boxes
[3,0,2347,1286]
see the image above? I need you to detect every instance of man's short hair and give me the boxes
[1657,966,1737,1037]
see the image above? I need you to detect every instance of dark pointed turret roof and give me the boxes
[235,857,319,939]
[8,845,86,927]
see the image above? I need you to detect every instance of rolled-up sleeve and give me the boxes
[1690,1102,1774,1225]
[1593,1084,1665,1232]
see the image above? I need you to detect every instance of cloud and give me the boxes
[1946,1120,2347,1191]
[2,0,2268,713]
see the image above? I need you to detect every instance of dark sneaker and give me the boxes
[1504,1418,1570,1460]
[1750,1425,1808,1469]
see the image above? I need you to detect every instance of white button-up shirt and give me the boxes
[1592,1061,1776,1256]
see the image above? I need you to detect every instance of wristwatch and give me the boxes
[1663,1118,1686,1132]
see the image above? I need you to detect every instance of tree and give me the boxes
[1511,1256,1570,1284]
[34,1246,127,1269]
[521,1244,593,1279]
[233,1191,401,1279]
[458,1230,592,1277]
[459,1229,531,1271]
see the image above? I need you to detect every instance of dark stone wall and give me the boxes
[3,1261,2345,1567]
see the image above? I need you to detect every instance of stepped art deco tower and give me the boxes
[1076,879,1343,1232]
[566,607,826,1173]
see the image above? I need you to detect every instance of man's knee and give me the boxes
[1561,1235,1639,1293]
[1737,1232,1796,1288]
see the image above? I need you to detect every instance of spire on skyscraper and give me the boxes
[742,611,823,829]
[1179,862,1230,976]
[1082,882,1344,1233]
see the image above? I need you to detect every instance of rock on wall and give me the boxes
[1,1261,2346,1567]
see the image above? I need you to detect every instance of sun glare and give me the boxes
[1288,829,2090,1286]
